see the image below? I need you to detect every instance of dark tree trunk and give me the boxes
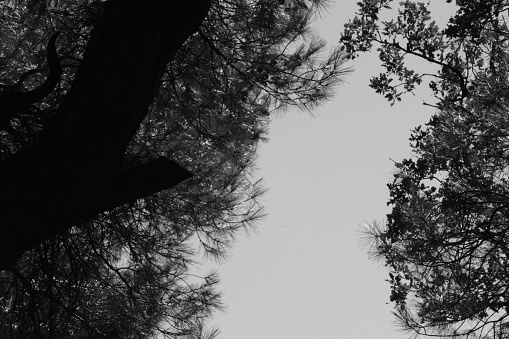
[0,0,211,269]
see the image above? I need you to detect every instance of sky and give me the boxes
[205,2,453,339]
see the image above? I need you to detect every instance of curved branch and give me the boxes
[0,32,62,132]
[23,32,63,104]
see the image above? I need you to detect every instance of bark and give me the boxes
[105,157,193,212]
[0,0,211,269]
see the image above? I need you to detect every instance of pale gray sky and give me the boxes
[207,2,454,339]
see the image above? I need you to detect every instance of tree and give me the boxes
[341,0,509,105]
[343,0,509,338]
[0,0,209,268]
[0,0,347,337]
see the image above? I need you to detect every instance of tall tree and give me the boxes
[0,0,347,337]
[343,0,509,338]
[0,0,210,267]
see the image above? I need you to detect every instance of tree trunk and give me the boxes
[0,0,211,269]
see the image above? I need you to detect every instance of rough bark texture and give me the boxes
[0,0,211,269]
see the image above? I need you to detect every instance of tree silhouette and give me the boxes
[344,0,509,338]
[0,0,347,337]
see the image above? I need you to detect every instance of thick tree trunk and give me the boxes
[0,0,211,269]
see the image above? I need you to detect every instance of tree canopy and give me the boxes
[0,0,347,338]
[343,0,509,338]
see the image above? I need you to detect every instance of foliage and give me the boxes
[341,0,509,105]
[346,0,509,338]
[0,0,347,338]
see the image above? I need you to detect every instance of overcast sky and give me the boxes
[205,2,454,339]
